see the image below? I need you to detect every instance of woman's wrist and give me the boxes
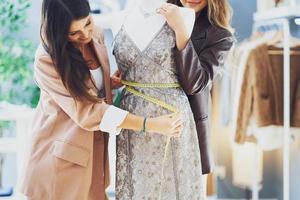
[138,117,147,135]
[118,114,146,132]
[145,117,155,133]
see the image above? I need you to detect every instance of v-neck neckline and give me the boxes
[119,21,167,54]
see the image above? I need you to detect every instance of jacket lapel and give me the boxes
[91,38,113,104]
[192,7,210,40]
[191,8,210,54]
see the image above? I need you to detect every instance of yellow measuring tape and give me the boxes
[121,80,180,89]
[121,80,180,199]
[121,80,180,113]
[125,86,178,113]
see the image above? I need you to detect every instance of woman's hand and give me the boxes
[111,69,123,89]
[157,3,190,50]
[157,3,185,33]
[147,112,183,138]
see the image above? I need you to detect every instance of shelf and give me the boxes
[254,6,300,22]
[0,102,34,121]
[0,138,20,153]
[0,109,34,121]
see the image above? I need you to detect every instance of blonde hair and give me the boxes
[167,0,234,33]
[207,0,234,33]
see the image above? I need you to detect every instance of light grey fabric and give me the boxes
[113,23,204,200]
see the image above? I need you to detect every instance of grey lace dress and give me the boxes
[113,22,204,200]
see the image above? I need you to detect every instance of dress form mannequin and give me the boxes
[111,1,204,198]
[95,0,195,50]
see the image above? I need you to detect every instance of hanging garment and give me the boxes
[233,43,300,144]
[267,45,300,126]
[113,23,204,200]
[232,143,263,189]
[218,60,234,127]
[231,40,267,143]
[292,81,300,126]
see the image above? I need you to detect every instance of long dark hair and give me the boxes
[41,0,99,102]
[168,0,234,33]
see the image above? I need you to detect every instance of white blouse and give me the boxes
[90,68,128,135]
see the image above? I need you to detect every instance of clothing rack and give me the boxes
[253,11,300,200]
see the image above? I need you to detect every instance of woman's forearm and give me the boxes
[118,114,158,133]
[118,112,182,137]
[175,29,190,51]
[118,113,144,132]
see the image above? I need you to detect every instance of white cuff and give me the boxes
[99,105,128,135]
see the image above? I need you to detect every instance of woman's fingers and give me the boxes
[111,69,122,86]
[112,70,121,79]
[112,75,119,80]
[157,8,167,18]
[171,120,183,138]
[162,2,175,10]
[157,3,173,16]
[158,3,176,14]
[158,112,182,137]
[173,118,182,126]
[111,75,123,89]
[112,69,121,77]
[168,112,182,127]
[112,76,121,83]
[173,130,182,138]
[174,125,182,133]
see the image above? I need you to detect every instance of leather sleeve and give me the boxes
[175,28,234,95]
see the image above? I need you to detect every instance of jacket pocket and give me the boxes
[51,140,90,167]
[51,140,90,200]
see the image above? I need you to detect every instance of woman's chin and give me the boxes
[184,1,207,13]
[82,38,92,44]
[75,37,92,45]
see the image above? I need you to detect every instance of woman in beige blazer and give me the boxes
[20,0,182,200]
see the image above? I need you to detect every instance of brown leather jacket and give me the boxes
[175,8,234,174]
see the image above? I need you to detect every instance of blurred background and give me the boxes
[0,0,300,200]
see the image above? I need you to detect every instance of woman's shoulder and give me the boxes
[34,44,57,75]
[206,24,233,44]
[93,25,105,44]
[35,44,52,62]
[210,25,232,37]
[205,25,234,52]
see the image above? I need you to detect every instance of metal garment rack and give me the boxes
[253,9,300,200]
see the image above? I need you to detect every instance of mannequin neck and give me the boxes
[138,0,166,13]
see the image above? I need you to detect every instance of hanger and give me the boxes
[265,30,300,55]
[251,23,300,55]
[266,31,283,46]
[268,49,300,55]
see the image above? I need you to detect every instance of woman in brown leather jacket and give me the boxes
[162,0,235,174]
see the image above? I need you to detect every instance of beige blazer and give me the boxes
[20,27,113,200]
